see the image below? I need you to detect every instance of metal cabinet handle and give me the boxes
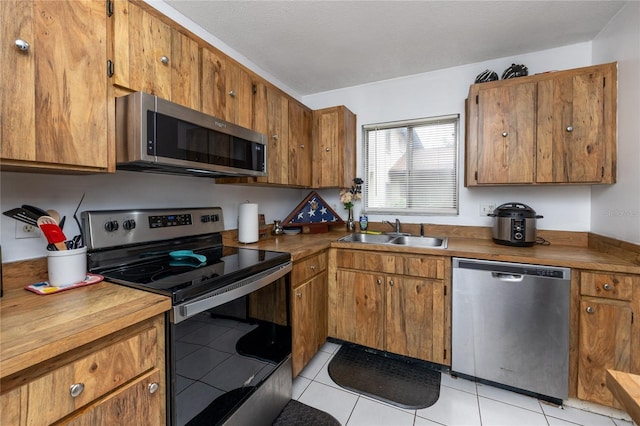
[603,283,612,291]
[566,126,573,132]
[501,131,508,137]
[148,382,159,394]
[160,55,169,64]
[389,279,394,286]
[228,90,236,97]
[376,278,382,285]
[70,383,85,398]
[15,39,30,52]
[325,147,330,152]
[309,265,316,270]
[296,291,302,298]
[300,144,305,148]
[586,306,594,314]
[272,134,278,141]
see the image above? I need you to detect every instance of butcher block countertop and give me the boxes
[0,281,171,380]
[2,226,638,383]
[228,230,640,274]
[607,370,640,425]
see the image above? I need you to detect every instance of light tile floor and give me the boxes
[293,342,636,426]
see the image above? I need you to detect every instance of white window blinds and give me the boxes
[363,115,459,215]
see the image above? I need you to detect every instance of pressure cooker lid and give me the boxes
[490,202,543,218]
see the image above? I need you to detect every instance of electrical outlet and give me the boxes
[479,203,496,216]
[15,222,41,239]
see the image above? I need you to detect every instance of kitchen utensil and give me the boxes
[488,202,543,246]
[2,207,40,226]
[169,250,207,264]
[22,204,49,218]
[37,216,67,250]
[46,209,61,223]
[73,193,85,246]
[58,216,66,230]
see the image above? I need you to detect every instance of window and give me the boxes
[363,115,459,215]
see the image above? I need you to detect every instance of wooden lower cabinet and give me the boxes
[291,251,328,376]
[64,369,163,425]
[577,271,639,408]
[329,249,450,365]
[0,315,166,425]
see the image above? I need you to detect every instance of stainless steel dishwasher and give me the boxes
[451,258,570,404]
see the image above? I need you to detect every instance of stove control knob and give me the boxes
[123,219,136,231]
[201,215,210,223]
[105,220,119,232]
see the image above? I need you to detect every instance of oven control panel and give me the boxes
[82,207,225,250]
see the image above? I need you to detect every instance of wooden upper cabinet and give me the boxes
[312,106,357,188]
[476,83,536,184]
[466,62,617,186]
[111,1,200,110]
[201,47,253,129]
[288,100,313,187]
[254,83,289,185]
[1,0,108,172]
[537,67,613,183]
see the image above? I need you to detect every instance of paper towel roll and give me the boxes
[238,203,259,243]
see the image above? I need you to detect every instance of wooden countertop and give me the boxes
[0,282,171,380]
[2,229,637,384]
[231,231,640,274]
[607,369,640,425]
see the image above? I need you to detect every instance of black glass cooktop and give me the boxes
[96,245,290,303]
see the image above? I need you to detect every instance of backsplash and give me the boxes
[0,171,307,262]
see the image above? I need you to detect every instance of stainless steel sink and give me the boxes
[388,235,448,248]
[339,233,394,244]
[338,233,447,249]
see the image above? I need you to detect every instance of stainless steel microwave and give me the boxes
[115,92,266,178]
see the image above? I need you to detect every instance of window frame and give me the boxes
[362,114,460,216]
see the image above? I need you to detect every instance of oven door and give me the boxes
[168,265,292,426]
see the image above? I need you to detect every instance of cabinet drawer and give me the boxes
[292,252,327,285]
[396,255,444,279]
[336,250,395,274]
[16,326,157,425]
[580,271,635,301]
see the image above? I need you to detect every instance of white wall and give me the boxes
[304,43,595,232]
[591,1,640,245]
[0,171,306,262]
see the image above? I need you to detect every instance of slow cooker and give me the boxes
[488,202,543,246]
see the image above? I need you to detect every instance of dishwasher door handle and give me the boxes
[492,272,524,282]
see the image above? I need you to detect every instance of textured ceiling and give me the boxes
[163,1,627,96]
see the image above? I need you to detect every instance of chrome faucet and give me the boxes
[382,218,401,233]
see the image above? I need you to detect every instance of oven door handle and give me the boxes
[172,261,292,324]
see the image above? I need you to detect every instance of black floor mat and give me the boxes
[272,400,340,426]
[328,344,441,409]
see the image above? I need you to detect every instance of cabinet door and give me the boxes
[291,271,327,376]
[113,1,171,99]
[537,69,607,183]
[334,270,384,350]
[476,83,536,184]
[386,277,444,362]
[254,84,289,185]
[1,0,108,169]
[1,0,35,162]
[288,100,312,187]
[201,47,253,129]
[577,298,632,407]
[169,29,201,110]
[312,106,356,188]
